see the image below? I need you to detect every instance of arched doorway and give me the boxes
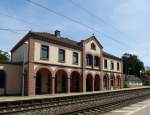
[110,75,115,90]
[94,75,100,91]
[117,76,121,89]
[35,68,52,95]
[0,70,5,95]
[103,75,108,90]
[55,70,68,93]
[70,71,81,93]
[86,74,93,92]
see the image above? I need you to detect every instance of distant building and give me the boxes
[125,75,143,88]
[141,76,150,86]
[0,31,124,96]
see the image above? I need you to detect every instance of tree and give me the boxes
[122,53,145,76]
[0,51,10,61]
[144,67,150,76]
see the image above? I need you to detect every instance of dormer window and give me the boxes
[91,43,96,50]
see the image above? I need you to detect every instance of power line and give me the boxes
[0,28,28,35]
[68,0,124,35]
[0,12,41,29]
[25,0,150,60]
[67,0,139,44]
[25,0,132,48]
[0,28,29,31]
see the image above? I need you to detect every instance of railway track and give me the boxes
[0,87,150,115]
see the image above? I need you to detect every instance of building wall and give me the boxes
[85,39,101,56]
[11,42,28,63]
[34,39,82,68]
[103,57,122,73]
[0,63,22,95]
[84,39,102,69]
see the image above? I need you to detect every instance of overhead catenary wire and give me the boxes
[68,0,123,34]
[67,0,139,44]
[0,27,29,35]
[25,0,133,49]
[0,0,146,59]
[0,28,29,31]
[25,0,149,59]
[0,12,41,29]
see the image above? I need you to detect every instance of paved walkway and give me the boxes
[103,98,150,115]
[0,87,149,102]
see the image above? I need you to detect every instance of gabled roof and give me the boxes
[103,51,122,61]
[11,32,82,52]
[32,32,80,46]
[82,35,103,48]
[11,31,122,62]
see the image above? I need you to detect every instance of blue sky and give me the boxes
[0,0,150,66]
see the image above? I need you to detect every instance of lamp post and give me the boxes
[140,70,143,78]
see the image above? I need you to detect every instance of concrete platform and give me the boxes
[0,86,149,102]
[103,98,150,115]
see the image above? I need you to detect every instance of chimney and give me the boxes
[54,30,61,38]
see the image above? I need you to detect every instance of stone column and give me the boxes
[121,75,124,88]
[100,76,103,91]
[67,77,71,93]
[114,76,116,90]
[51,77,55,94]
[83,75,86,92]
[108,75,110,90]
[92,78,95,92]
[27,38,35,96]
[82,43,86,92]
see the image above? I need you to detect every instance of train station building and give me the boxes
[0,30,124,96]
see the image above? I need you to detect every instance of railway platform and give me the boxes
[104,98,150,115]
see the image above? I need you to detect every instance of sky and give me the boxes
[0,0,150,66]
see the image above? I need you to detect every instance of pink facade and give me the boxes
[0,31,124,96]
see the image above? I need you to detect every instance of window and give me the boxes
[111,61,114,70]
[104,59,107,69]
[73,52,78,64]
[40,45,49,60]
[86,54,92,66]
[117,62,120,71]
[94,56,99,67]
[58,49,65,62]
[91,43,96,50]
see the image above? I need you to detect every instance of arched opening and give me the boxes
[103,75,108,90]
[70,71,81,92]
[35,68,52,95]
[91,43,96,50]
[55,70,68,93]
[86,74,93,92]
[94,75,100,91]
[0,70,6,95]
[110,75,115,90]
[117,76,121,89]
